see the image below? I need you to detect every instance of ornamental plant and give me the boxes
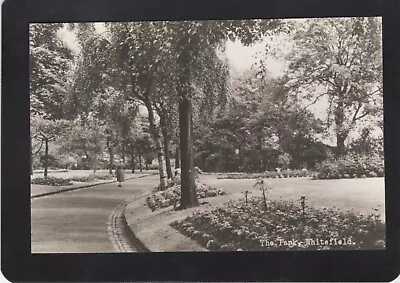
[31,176,73,186]
[146,183,226,211]
[171,197,385,251]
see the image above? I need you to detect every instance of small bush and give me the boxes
[31,177,72,186]
[316,154,384,179]
[93,174,114,180]
[69,175,97,182]
[146,183,226,211]
[69,174,114,182]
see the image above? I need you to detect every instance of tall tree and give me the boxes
[30,23,74,119]
[106,20,282,208]
[30,23,74,174]
[162,20,282,208]
[284,17,382,156]
[31,116,71,177]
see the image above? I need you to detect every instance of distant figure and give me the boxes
[116,165,125,187]
[173,168,181,184]
[276,167,283,178]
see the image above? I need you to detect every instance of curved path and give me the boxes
[31,174,159,253]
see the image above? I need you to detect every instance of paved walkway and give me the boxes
[31,172,153,198]
[31,174,159,253]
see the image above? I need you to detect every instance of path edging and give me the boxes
[108,194,151,252]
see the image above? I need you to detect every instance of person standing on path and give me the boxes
[116,164,125,187]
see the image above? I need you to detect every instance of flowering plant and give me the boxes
[171,197,385,251]
[146,183,226,211]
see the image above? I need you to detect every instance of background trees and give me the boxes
[284,17,382,156]
[30,18,383,208]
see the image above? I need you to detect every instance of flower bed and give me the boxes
[31,176,73,186]
[69,174,114,182]
[146,183,226,211]
[316,154,384,179]
[217,169,312,180]
[170,197,385,251]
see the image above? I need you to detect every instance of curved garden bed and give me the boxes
[170,197,385,251]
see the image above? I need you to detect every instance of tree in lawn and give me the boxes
[151,61,180,179]
[165,20,282,208]
[59,117,106,173]
[124,117,153,173]
[67,24,138,174]
[284,17,382,157]
[92,87,139,174]
[29,23,74,174]
[108,20,282,208]
[31,116,71,178]
[106,22,172,189]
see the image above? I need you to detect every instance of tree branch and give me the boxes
[351,101,363,123]
[32,140,44,155]
[354,110,371,121]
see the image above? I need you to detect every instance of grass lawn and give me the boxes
[198,175,385,222]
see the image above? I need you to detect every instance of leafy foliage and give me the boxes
[31,176,72,186]
[284,17,383,156]
[316,153,384,179]
[146,183,226,211]
[217,169,312,179]
[69,174,113,182]
[30,23,74,119]
[171,197,385,250]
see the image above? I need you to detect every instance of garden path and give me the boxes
[31,174,159,253]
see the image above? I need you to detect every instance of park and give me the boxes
[30,17,385,252]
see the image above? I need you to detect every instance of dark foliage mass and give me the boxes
[316,153,384,179]
[31,176,73,186]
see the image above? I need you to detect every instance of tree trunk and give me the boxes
[139,155,143,172]
[175,145,180,169]
[30,137,33,175]
[160,120,173,179]
[164,142,173,179]
[145,99,167,189]
[131,147,135,173]
[177,37,199,209]
[179,97,199,209]
[122,142,126,164]
[106,134,114,175]
[44,139,49,178]
[334,99,348,157]
[336,133,347,157]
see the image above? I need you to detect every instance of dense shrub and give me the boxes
[204,153,226,172]
[171,197,385,251]
[316,154,384,179]
[93,174,114,180]
[146,183,226,211]
[69,174,114,182]
[31,177,73,186]
[218,169,312,180]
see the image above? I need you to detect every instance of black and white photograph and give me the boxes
[30,18,385,254]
